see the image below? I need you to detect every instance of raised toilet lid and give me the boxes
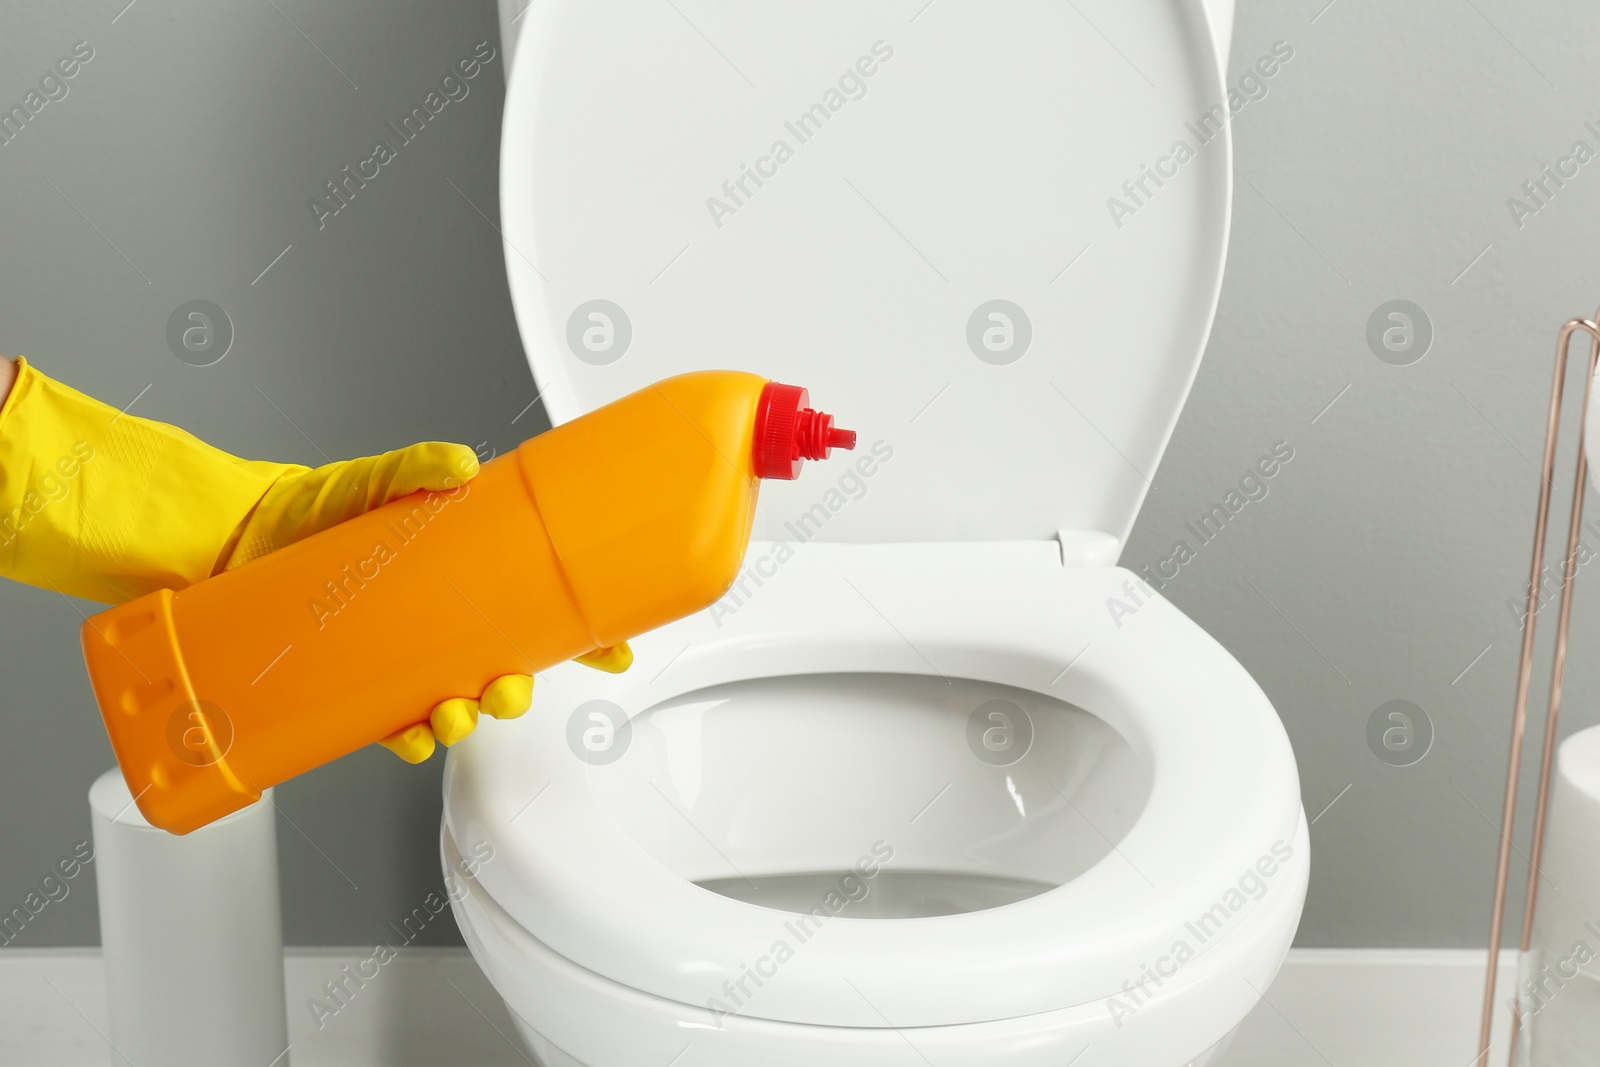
[500,0,1233,550]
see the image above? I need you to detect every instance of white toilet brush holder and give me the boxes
[89,768,290,1067]
[1519,726,1600,1063]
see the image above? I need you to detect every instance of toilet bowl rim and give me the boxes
[444,810,1311,1039]
[442,561,1305,1026]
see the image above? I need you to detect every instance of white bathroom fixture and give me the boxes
[450,2,1303,1064]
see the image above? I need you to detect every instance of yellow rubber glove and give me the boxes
[0,356,630,761]
[379,641,634,763]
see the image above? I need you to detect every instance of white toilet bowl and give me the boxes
[444,545,1305,1065]
[455,2,1303,1063]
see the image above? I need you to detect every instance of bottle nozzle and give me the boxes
[753,381,856,480]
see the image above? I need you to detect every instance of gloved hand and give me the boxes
[380,642,632,763]
[0,356,630,761]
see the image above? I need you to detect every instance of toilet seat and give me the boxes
[444,541,1305,1029]
[444,815,1304,1065]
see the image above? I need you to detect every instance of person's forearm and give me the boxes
[0,358,15,410]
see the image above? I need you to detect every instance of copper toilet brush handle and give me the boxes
[1477,311,1600,1065]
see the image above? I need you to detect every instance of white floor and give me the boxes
[1220,949,1516,1066]
[0,948,525,1067]
[0,948,1518,1066]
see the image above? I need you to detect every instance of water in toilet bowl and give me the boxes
[697,868,1057,919]
[590,673,1153,918]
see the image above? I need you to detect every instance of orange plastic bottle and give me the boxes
[81,372,855,834]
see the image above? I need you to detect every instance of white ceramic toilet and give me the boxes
[448,2,1307,1064]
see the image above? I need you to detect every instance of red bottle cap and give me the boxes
[752,381,857,480]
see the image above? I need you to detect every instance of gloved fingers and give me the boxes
[228,442,480,569]
[384,685,508,760]
[575,642,633,674]
[379,723,437,764]
[376,441,481,501]
[430,696,481,748]
[480,674,534,720]
[311,441,479,515]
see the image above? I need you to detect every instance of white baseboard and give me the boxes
[0,947,1518,1066]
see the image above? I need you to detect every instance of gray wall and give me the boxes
[0,0,534,948]
[1134,0,1600,947]
[1,0,1596,952]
